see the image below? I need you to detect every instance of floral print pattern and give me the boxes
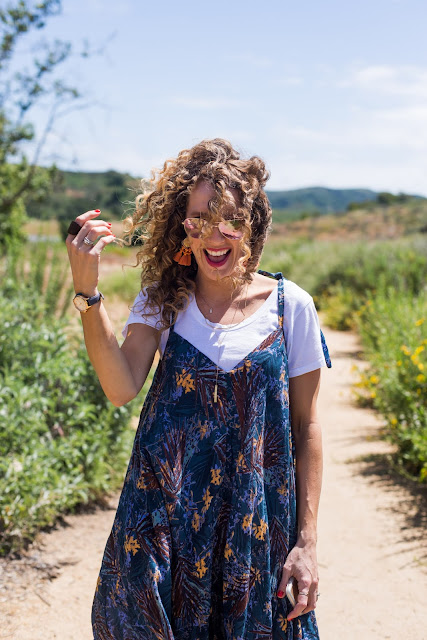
[92,273,330,639]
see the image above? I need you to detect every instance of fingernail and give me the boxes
[277,590,284,598]
[95,209,101,213]
[107,223,112,226]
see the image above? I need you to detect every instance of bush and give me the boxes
[0,248,142,554]
[354,291,427,481]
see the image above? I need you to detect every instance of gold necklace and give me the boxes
[197,284,249,402]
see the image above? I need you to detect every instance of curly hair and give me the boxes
[123,138,272,329]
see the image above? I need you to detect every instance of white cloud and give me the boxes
[343,64,427,99]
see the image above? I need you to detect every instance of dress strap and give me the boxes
[257,269,285,326]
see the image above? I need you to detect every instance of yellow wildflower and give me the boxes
[370,391,376,399]
[400,345,410,356]
[416,374,426,383]
[415,318,425,326]
[411,354,420,365]
[418,363,425,371]
[390,418,398,426]
[396,360,402,367]
[369,374,379,385]
[414,345,425,356]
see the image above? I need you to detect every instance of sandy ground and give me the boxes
[1,326,426,639]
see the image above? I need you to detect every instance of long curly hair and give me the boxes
[123,138,272,329]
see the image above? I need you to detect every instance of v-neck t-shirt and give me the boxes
[122,279,327,378]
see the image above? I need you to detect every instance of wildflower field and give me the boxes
[261,233,427,483]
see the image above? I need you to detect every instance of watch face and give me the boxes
[73,295,88,312]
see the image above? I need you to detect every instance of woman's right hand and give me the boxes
[65,210,116,296]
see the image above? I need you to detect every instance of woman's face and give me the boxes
[185,180,245,284]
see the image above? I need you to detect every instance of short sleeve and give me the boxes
[286,299,332,377]
[122,289,162,339]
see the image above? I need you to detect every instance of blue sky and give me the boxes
[13,0,427,194]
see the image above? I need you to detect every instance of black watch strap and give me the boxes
[80,291,104,307]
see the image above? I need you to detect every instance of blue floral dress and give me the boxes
[92,273,331,639]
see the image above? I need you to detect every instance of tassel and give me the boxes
[173,246,192,266]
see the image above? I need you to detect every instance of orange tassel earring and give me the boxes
[173,244,192,266]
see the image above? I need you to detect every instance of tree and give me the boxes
[0,1,86,254]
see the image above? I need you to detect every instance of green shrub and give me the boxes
[0,245,148,554]
[354,290,427,482]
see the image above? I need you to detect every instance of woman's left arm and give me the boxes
[277,368,322,621]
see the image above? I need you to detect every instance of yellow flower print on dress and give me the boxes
[210,467,223,485]
[277,482,287,497]
[192,511,202,532]
[242,513,253,533]
[195,555,210,579]
[198,421,209,439]
[278,614,288,631]
[202,487,213,514]
[175,369,195,393]
[252,518,268,541]
[224,542,234,560]
[236,451,247,472]
[124,535,140,556]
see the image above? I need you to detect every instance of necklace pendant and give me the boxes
[209,308,213,314]
[213,384,218,403]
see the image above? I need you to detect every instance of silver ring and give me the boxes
[83,236,95,246]
[300,591,309,597]
[316,593,320,600]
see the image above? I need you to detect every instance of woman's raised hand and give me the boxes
[65,209,116,296]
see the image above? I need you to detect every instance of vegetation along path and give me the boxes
[1,326,426,639]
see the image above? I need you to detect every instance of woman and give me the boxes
[66,138,331,640]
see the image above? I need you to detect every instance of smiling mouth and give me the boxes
[204,248,231,267]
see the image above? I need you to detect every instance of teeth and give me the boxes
[206,249,229,257]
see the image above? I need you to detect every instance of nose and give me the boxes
[202,223,224,244]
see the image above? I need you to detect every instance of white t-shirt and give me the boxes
[122,279,327,378]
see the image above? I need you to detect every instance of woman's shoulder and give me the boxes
[257,271,313,310]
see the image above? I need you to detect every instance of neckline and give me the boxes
[191,282,279,332]
[169,326,284,374]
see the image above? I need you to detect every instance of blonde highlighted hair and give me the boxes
[124,138,272,329]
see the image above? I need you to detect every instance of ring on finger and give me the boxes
[300,591,309,597]
[83,236,95,246]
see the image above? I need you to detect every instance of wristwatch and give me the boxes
[73,291,104,313]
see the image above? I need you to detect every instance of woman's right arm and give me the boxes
[66,210,160,407]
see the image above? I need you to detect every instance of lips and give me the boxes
[204,248,231,267]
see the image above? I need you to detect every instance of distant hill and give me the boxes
[266,187,377,222]
[26,169,424,224]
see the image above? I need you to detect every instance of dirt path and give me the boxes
[1,326,426,639]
